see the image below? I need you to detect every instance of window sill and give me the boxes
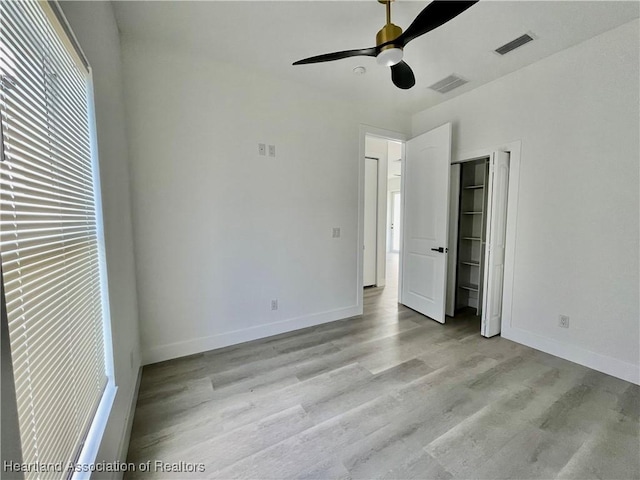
[71,382,118,480]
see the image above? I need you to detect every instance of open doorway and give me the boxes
[362,133,405,304]
[384,141,402,299]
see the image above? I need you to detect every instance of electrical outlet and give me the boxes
[559,315,570,328]
[258,143,266,156]
[271,299,278,311]
[268,145,276,157]
[332,227,341,238]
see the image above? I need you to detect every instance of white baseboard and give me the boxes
[142,306,361,365]
[502,325,640,385]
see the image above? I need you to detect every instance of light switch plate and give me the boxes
[268,145,276,157]
[258,143,266,156]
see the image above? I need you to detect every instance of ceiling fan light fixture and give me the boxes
[375,20,403,67]
[376,47,403,67]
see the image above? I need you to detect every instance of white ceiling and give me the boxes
[113,1,639,115]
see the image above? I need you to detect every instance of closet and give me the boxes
[454,158,489,315]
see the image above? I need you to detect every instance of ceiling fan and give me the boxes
[293,0,478,90]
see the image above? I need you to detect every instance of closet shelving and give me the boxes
[455,158,489,315]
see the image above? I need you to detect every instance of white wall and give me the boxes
[60,1,142,470]
[388,177,401,192]
[412,20,640,383]
[120,39,409,364]
[387,141,402,178]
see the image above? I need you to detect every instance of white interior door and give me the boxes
[363,157,378,287]
[482,151,510,337]
[400,123,452,323]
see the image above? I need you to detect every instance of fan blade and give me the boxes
[390,61,415,89]
[293,47,377,65]
[398,0,478,46]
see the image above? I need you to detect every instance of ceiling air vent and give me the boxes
[428,74,468,94]
[495,33,534,55]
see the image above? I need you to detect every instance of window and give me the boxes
[1,1,112,477]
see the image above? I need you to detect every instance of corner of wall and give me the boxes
[502,325,640,385]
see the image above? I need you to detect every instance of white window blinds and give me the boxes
[1,1,108,477]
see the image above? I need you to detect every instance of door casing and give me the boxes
[454,141,521,334]
[363,156,379,287]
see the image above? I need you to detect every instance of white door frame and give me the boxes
[454,140,521,334]
[363,156,379,287]
[389,191,401,253]
[357,125,407,314]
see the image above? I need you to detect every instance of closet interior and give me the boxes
[455,158,489,315]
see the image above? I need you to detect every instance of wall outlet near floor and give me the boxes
[559,314,570,328]
[271,299,278,311]
[268,145,276,157]
[332,227,341,238]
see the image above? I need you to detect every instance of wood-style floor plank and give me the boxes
[126,254,639,479]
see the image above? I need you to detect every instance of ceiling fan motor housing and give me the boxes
[376,23,403,51]
[376,22,404,66]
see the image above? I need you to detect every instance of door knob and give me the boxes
[431,247,447,253]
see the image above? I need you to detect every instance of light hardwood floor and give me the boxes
[126,255,639,479]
